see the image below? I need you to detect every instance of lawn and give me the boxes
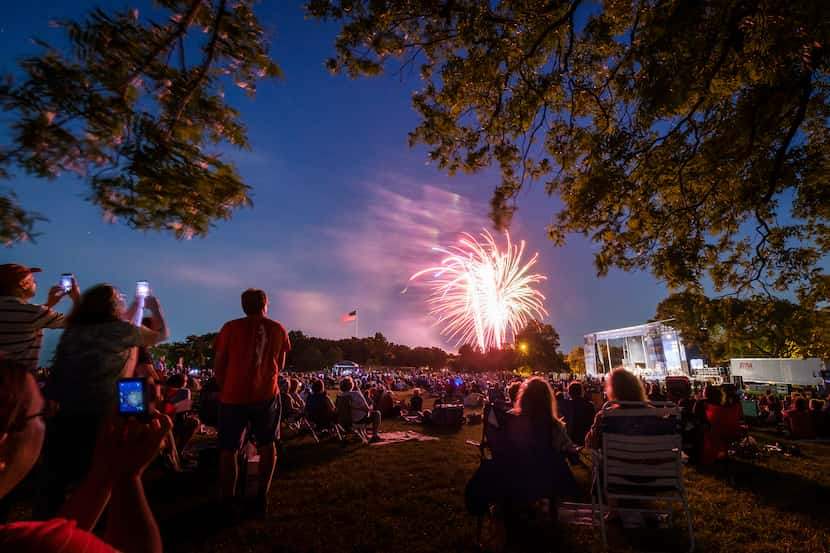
[139,393,830,553]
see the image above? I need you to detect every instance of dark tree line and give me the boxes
[149,320,572,373]
[285,331,449,372]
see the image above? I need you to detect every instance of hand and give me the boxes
[143,296,160,313]
[46,285,65,308]
[69,278,81,303]
[91,412,173,481]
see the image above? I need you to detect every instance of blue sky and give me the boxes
[1,1,671,360]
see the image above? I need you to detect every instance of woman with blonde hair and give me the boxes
[584,368,647,449]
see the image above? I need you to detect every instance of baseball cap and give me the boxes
[0,264,42,291]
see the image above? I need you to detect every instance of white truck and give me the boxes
[729,358,825,388]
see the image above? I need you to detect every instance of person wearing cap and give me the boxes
[0,264,79,372]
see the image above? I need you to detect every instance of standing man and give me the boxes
[214,289,290,519]
[0,264,79,371]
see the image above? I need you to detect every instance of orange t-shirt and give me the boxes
[214,316,291,404]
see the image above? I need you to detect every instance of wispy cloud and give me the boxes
[287,172,491,347]
[167,266,251,290]
[276,289,343,336]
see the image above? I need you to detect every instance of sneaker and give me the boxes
[369,435,383,443]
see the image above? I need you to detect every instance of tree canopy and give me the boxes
[308,0,829,301]
[654,290,830,363]
[1,0,281,245]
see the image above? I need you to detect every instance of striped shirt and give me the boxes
[0,296,65,371]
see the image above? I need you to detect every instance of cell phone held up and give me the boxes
[135,280,150,299]
[60,273,74,293]
[117,378,150,421]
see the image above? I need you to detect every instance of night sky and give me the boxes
[2,1,670,361]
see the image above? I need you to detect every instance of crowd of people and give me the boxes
[0,262,828,551]
[0,265,293,550]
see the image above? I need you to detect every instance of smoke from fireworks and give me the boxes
[410,230,548,351]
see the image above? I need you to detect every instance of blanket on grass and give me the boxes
[370,430,439,446]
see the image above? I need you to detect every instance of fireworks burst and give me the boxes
[410,230,548,351]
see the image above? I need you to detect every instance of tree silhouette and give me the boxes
[309,0,828,301]
[1,0,281,244]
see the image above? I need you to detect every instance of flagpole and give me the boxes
[355,309,358,338]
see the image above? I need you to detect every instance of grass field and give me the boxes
[138,392,830,553]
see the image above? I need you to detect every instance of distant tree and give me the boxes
[151,331,216,369]
[514,320,566,372]
[456,343,481,371]
[566,345,585,375]
[655,291,830,364]
[309,0,828,301]
[284,329,451,370]
[1,0,281,245]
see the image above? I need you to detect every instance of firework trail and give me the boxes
[410,230,547,351]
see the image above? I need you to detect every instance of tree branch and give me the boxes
[165,0,226,139]
[125,0,204,88]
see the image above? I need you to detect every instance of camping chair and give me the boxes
[334,395,369,444]
[303,405,340,443]
[467,402,578,546]
[590,401,694,553]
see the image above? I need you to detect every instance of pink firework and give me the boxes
[410,230,548,351]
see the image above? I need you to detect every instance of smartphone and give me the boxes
[60,273,74,293]
[118,378,149,420]
[135,280,150,298]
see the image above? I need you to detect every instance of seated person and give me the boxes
[463,386,485,409]
[466,377,578,515]
[647,381,665,402]
[377,388,398,418]
[560,381,596,446]
[160,374,200,457]
[409,388,424,413]
[289,378,305,412]
[784,397,816,439]
[280,380,304,422]
[506,381,522,407]
[702,386,743,464]
[809,400,829,439]
[585,368,648,450]
[338,377,382,443]
[304,379,336,427]
[0,358,169,553]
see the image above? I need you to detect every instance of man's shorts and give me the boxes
[218,396,281,451]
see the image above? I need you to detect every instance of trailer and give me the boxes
[729,358,824,388]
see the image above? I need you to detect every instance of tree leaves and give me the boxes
[654,291,829,364]
[1,0,280,242]
[309,0,829,301]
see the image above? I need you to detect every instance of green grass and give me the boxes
[136,392,830,553]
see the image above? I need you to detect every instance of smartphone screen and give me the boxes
[60,274,73,293]
[118,378,147,416]
[135,280,150,298]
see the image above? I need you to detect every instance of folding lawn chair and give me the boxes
[334,394,369,444]
[590,401,694,552]
[467,402,578,546]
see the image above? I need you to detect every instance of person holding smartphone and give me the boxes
[0,264,80,372]
[35,284,169,519]
[0,358,170,553]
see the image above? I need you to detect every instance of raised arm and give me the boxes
[60,414,171,553]
[139,297,168,346]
